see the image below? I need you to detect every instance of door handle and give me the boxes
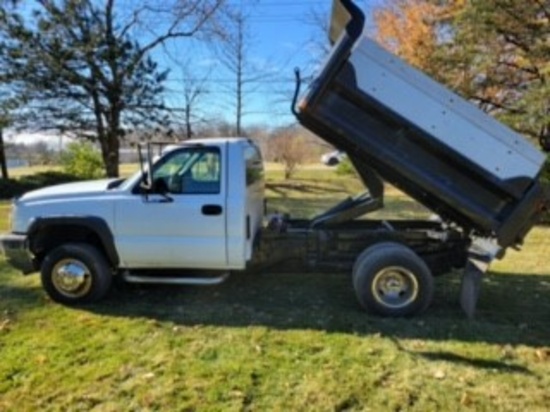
[202,204,223,216]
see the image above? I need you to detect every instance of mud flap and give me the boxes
[460,258,486,318]
[460,239,498,318]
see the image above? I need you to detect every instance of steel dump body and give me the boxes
[296,3,546,249]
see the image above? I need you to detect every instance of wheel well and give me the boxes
[30,225,112,269]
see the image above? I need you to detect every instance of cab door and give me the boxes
[114,145,227,269]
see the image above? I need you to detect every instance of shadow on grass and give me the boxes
[2,254,549,352]
[2,268,548,375]
[78,269,550,348]
[386,334,534,375]
[416,351,533,375]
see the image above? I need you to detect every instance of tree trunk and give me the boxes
[236,78,242,136]
[98,127,120,178]
[284,164,292,180]
[236,60,242,137]
[103,132,120,178]
[0,127,9,179]
[185,104,192,139]
[101,105,121,178]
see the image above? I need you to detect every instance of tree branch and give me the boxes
[133,1,224,69]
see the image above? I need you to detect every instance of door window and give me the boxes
[152,147,221,194]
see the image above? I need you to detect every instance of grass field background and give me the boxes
[0,165,549,411]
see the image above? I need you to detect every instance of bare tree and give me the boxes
[305,4,332,61]
[177,64,211,139]
[244,123,271,157]
[215,5,269,136]
[269,126,308,180]
[159,59,212,141]
[17,141,58,167]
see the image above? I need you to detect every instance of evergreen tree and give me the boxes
[0,0,224,177]
[433,0,550,149]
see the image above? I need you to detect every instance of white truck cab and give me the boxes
[114,138,264,270]
[1,138,264,303]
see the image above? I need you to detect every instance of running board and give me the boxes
[122,271,230,286]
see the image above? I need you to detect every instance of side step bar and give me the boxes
[122,271,230,286]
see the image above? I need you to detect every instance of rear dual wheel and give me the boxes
[352,242,434,317]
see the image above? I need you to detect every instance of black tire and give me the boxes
[352,242,434,317]
[352,242,398,292]
[40,243,112,305]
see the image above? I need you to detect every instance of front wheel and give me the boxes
[41,243,112,305]
[352,242,434,317]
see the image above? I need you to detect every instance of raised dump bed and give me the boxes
[294,0,547,250]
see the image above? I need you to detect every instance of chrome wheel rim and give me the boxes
[51,258,92,298]
[371,266,419,309]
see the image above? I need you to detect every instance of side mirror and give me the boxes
[140,177,173,203]
[152,177,169,195]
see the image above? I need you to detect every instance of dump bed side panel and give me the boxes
[348,40,544,183]
[297,32,546,248]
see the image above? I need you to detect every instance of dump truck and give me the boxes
[0,0,546,317]
[293,0,548,315]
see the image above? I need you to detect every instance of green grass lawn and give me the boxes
[1,167,549,411]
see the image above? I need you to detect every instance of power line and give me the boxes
[164,78,296,84]
[230,1,327,5]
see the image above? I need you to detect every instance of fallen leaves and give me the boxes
[460,392,473,407]
[433,369,446,380]
[0,318,11,332]
[535,348,550,362]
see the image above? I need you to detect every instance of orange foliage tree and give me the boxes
[374,0,438,71]
[373,0,465,73]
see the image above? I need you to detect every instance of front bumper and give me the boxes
[0,233,35,274]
